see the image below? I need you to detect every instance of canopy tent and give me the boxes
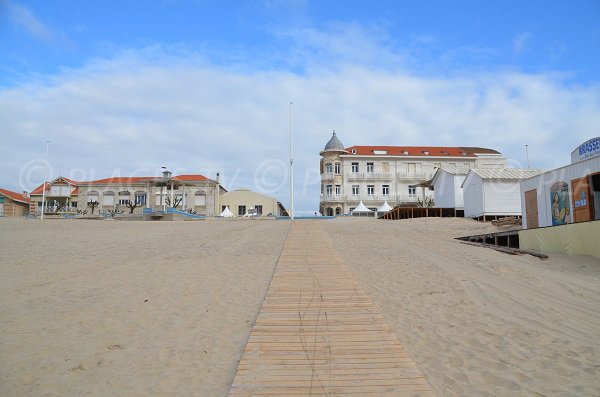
[377,200,393,213]
[352,201,374,217]
[219,206,235,217]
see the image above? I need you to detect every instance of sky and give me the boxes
[1,0,599,214]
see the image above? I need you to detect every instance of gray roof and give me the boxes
[323,132,345,151]
[439,166,469,176]
[469,168,546,180]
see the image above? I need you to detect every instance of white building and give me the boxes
[520,137,600,229]
[319,132,507,216]
[462,168,545,220]
[431,167,468,211]
[219,188,287,217]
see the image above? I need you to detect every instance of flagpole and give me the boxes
[289,101,294,220]
[41,140,49,220]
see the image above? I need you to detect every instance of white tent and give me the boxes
[352,201,374,217]
[219,206,235,217]
[377,200,393,213]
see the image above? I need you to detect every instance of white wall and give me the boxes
[433,172,454,208]
[453,175,466,208]
[482,181,522,215]
[463,176,484,218]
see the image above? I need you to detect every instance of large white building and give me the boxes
[319,132,507,216]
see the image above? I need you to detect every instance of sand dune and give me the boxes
[1,216,599,396]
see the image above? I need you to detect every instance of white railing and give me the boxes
[398,173,426,180]
[348,172,393,181]
[320,194,344,202]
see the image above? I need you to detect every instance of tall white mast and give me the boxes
[289,101,294,220]
[40,140,49,220]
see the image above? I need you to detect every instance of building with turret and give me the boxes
[319,132,506,216]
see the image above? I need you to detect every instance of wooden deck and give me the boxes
[228,221,434,396]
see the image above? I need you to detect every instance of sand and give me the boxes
[1,216,599,396]
[322,217,600,396]
[0,218,289,397]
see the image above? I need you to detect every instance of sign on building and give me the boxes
[571,137,600,163]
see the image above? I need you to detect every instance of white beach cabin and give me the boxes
[462,168,545,220]
[431,167,468,211]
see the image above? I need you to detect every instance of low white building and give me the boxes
[219,188,287,217]
[520,137,600,229]
[462,168,545,220]
[431,167,468,211]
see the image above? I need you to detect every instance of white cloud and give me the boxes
[3,0,70,46]
[1,29,599,214]
[513,32,532,54]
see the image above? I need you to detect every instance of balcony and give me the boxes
[348,172,393,181]
[320,194,344,202]
[347,172,362,181]
[321,172,335,181]
[398,173,426,180]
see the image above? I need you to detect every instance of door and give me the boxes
[524,189,538,228]
[0,203,4,216]
[571,177,593,223]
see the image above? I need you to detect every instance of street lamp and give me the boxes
[40,140,49,220]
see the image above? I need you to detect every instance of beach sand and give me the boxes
[322,217,600,396]
[1,216,599,396]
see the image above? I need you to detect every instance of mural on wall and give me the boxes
[550,181,570,225]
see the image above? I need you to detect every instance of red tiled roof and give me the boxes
[0,188,30,204]
[30,182,49,195]
[344,146,500,157]
[172,174,209,181]
[30,174,212,195]
[90,176,155,184]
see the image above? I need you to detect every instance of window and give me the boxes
[87,191,99,203]
[382,185,389,195]
[334,163,341,175]
[352,185,359,195]
[194,191,206,206]
[366,162,374,173]
[351,162,359,173]
[367,185,375,195]
[255,205,263,215]
[103,191,115,206]
[71,202,77,208]
[238,205,246,216]
[409,185,417,196]
[135,192,147,205]
[118,198,130,206]
[335,185,341,195]
[407,163,416,174]
[326,185,333,195]
[325,163,333,173]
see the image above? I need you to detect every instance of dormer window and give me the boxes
[403,150,409,155]
[423,150,430,155]
[351,149,357,154]
[373,150,387,155]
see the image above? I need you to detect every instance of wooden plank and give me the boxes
[227,221,434,396]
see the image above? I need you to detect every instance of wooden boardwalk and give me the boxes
[228,221,434,396]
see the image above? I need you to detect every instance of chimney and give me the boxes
[216,172,220,184]
[22,191,29,198]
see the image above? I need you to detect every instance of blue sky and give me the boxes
[1,0,599,213]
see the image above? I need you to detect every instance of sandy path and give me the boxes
[322,217,600,396]
[0,218,289,397]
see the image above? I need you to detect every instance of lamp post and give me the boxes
[289,101,294,220]
[40,140,49,220]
